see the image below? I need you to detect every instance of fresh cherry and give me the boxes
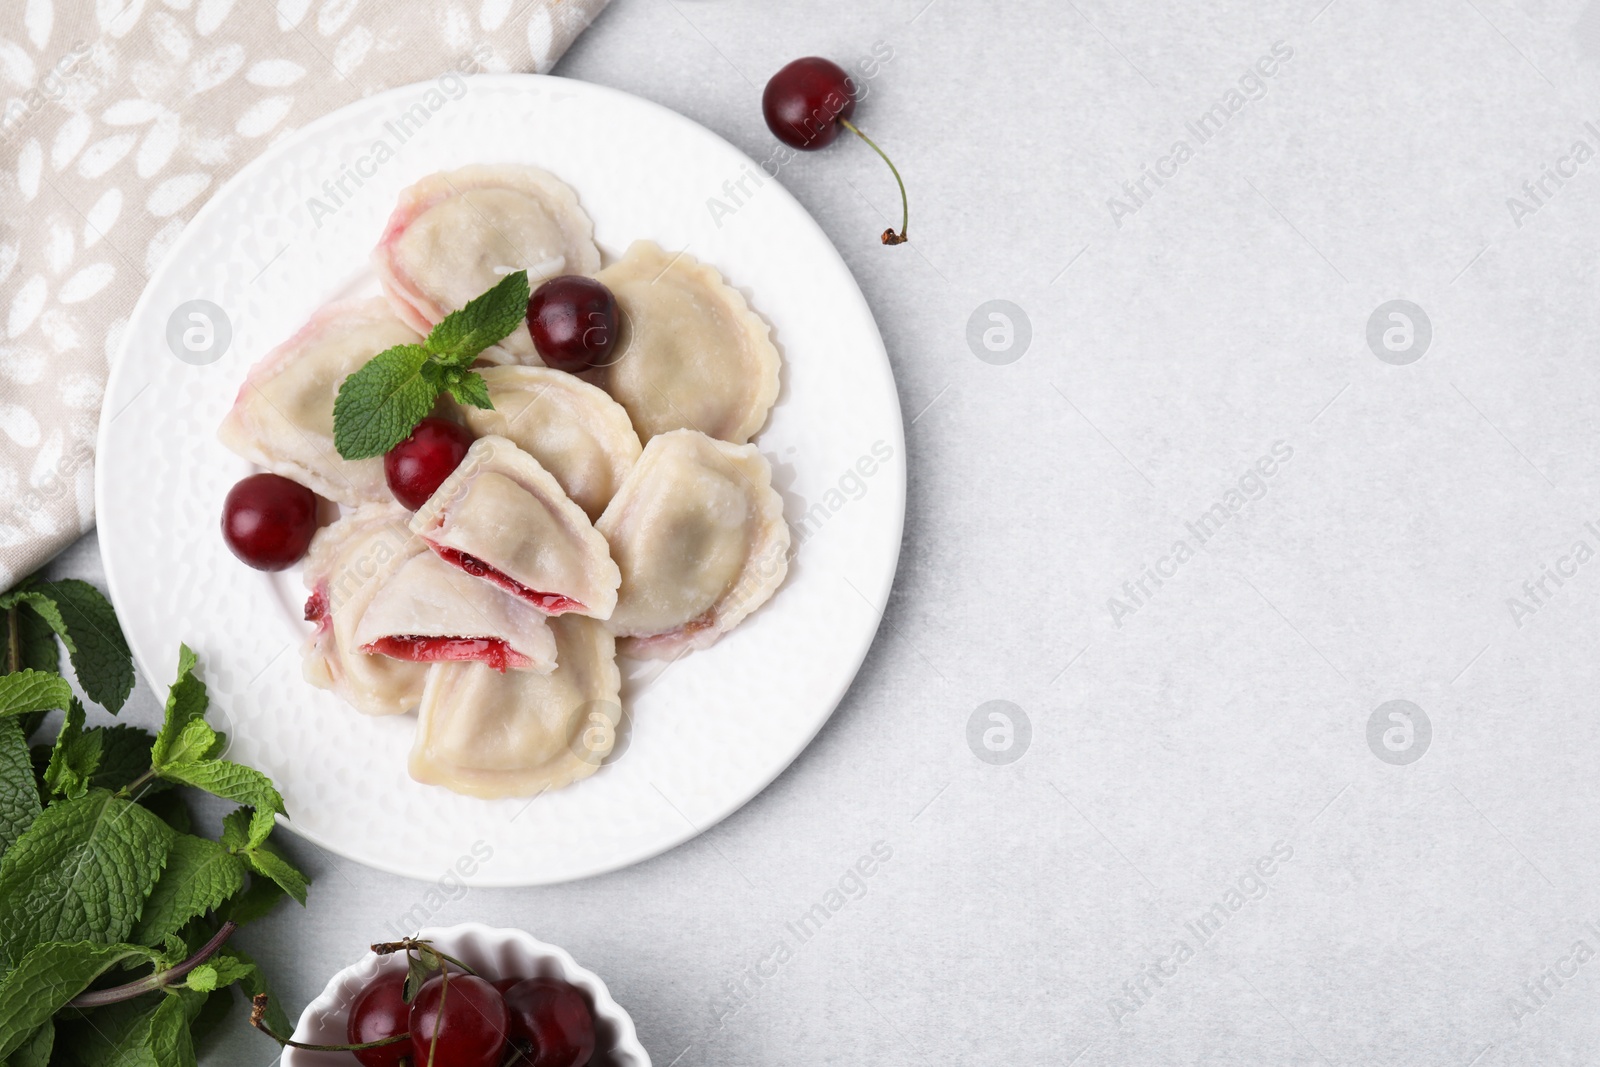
[502,978,596,1067]
[385,417,473,510]
[408,973,509,1067]
[527,275,619,373]
[346,970,411,1067]
[221,473,318,570]
[763,56,908,244]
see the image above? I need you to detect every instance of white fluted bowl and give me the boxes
[282,923,649,1067]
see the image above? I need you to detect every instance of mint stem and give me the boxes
[119,766,158,799]
[5,606,18,674]
[67,921,238,1008]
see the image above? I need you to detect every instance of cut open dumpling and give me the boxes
[409,616,621,799]
[459,366,642,521]
[596,241,780,444]
[595,429,789,658]
[373,165,600,363]
[353,550,557,673]
[411,435,620,619]
[302,505,429,716]
[218,297,421,504]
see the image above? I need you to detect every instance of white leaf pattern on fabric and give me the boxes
[24,0,52,51]
[146,172,210,216]
[7,276,48,338]
[0,0,610,585]
[136,111,181,177]
[82,188,123,247]
[58,262,114,303]
[246,59,305,86]
[76,133,138,178]
[236,94,293,137]
[16,139,42,200]
[51,111,92,171]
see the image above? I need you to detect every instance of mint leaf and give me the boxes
[150,645,207,769]
[0,790,172,962]
[88,725,161,794]
[132,834,247,944]
[145,992,197,1067]
[0,940,155,1059]
[183,955,253,994]
[6,1019,51,1067]
[0,670,73,718]
[223,872,288,926]
[28,579,134,712]
[159,759,282,849]
[43,699,101,800]
[428,269,529,366]
[332,342,434,460]
[242,839,308,905]
[0,718,39,857]
[446,369,493,410]
[13,604,58,675]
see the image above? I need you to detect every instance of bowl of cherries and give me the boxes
[261,924,649,1067]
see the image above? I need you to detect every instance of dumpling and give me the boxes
[410,435,620,619]
[353,550,557,673]
[373,165,600,363]
[218,298,420,504]
[595,429,789,658]
[409,616,621,799]
[596,241,780,444]
[458,366,641,521]
[302,505,429,716]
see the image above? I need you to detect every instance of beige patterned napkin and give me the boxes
[0,0,609,590]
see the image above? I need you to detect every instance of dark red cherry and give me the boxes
[408,973,509,1067]
[762,57,908,244]
[221,473,318,570]
[492,977,521,995]
[762,56,856,149]
[527,275,619,373]
[385,417,473,510]
[346,970,411,1067]
[502,978,596,1067]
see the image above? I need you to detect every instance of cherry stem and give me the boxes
[250,994,413,1052]
[67,921,238,1009]
[371,937,478,977]
[838,117,909,245]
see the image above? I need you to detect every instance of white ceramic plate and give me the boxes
[282,923,649,1067]
[96,74,903,885]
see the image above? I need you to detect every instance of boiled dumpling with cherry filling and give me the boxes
[595,429,789,658]
[410,435,620,619]
[373,165,600,363]
[353,550,557,673]
[218,297,421,504]
[409,616,621,798]
[596,241,780,444]
[459,366,641,521]
[302,505,428,716]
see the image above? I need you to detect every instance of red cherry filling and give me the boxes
[385,417,474,510]
[361,635,530,672]
[222,472,319,570]
[502,978,596,1067]
[304,588,329,624]
[527,275,619,373]
[408,973,509,1067]
[346,970,411,1067]
[429,545,583,614]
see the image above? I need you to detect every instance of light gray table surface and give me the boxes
[43,0,1600,1062]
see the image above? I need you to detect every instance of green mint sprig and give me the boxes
[332,270,529,460]
[0,576,307,1065]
